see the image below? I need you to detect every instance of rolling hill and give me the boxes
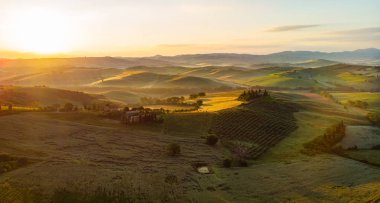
[0,86,105,106]
[91,71,234,89]
[292,59,339,68]
[0,56,171,69]
[0,67,124,87]
[243,64,380,90]
[1,49,379,98]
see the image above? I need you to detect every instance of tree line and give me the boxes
[237,89,269,102]
[302,121,345,155]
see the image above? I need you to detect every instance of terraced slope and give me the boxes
[212,97,299,159]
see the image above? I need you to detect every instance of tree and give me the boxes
[63,102,74,112]
[223,158,232,168]
[189,94,198,99]
[123,107,130,112]
[206,135,218,146]
[237,89,270,101]
[263,89,269,96]
[198,92,206,97]
[196,100,203,107]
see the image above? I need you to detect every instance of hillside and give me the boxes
[293,59,339,68]
[0,57,171,69]
[0,86,104,106]
[244,64,380,90]
[91,71,233,89]
[212,97,299,159]
[0,89,379,202]
[286,64,380,90]
[0,67,124,87]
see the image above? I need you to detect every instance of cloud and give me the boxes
[330,27,380,35]
[301,27,380,43]
[267,24,320,32]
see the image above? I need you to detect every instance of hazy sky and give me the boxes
[0,0,379,57]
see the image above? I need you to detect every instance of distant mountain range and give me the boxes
[147,48,380,67]
[1,48,380,69]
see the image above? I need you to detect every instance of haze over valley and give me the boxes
[0,0,379,202]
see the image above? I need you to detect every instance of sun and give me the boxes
[4,8,75,54]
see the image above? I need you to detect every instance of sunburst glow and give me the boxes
[3,8,75,54]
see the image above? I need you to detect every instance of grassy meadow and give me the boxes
[0,59,380,202]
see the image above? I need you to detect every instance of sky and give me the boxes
[0,0,379,58]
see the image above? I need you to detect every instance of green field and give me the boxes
[331,92,380,112]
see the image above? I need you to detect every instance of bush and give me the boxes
[238,159,248,167]
[167,143,181,156]
[195,100,203,107]
[206,135,218,146]
[347,145,358,150]
[198,92,206,97]
[62,102,74,112]
[372,145,380,150]
[303,121,345,154]
[347,100,368,109]
[189,94,198,99]
[222,158,232,168]
[165,174,178,184]
[367,112,380,125]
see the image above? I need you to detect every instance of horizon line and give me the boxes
[0,47,379,60]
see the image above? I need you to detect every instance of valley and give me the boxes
[0,50,380,202]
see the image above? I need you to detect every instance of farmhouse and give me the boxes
[121,108,164,126]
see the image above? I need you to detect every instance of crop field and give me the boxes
[212,97,298,159]
[198,91,242,112]
[144,104,196,111]
[0,105,39,111]
[162,112,214,137]
[0,90,379,202]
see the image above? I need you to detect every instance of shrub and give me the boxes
[303,121,345,154]
[167,143,181,156]
[347,145,358,150]
[62,102,74,112]
[367,112,380,125]
[165,174,178,184]
[372,145,380,150]
[189,94,198,99]
[222,158,232,168]
[195,100,203,107]
[347,100,369,109]
[238,159,248,167]
[206,135,218,146]
[198,92,206,97]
